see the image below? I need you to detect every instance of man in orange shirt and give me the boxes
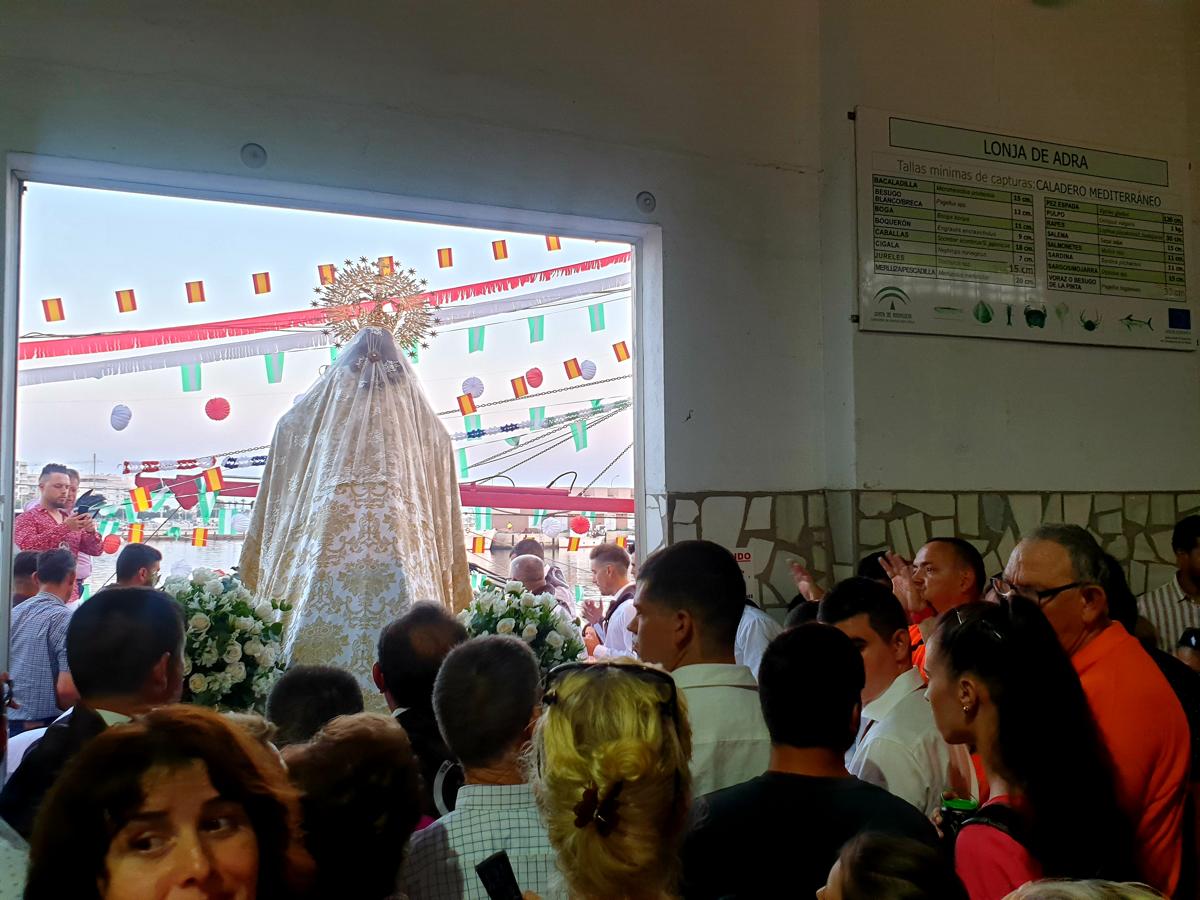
[882,539,985,676]
[1000,524,1188,896]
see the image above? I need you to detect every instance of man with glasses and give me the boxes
[112,543,162,589]
[1000,524,1188,897]
[881,538,985,677]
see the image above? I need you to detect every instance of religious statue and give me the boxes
[239,257,471,700]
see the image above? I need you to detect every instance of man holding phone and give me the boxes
[13,464,101,601]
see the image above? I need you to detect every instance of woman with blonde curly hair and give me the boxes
[529,660,692,900]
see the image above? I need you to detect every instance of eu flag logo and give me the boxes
[1168,308,1192,330]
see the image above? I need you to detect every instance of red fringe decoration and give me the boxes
[20,252,632,361]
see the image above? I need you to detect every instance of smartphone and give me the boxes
[474,850,523,900]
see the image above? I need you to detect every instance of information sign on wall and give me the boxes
[856,108,1194,350]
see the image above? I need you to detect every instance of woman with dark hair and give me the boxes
[25,704,313,899]
[819,833,968,899]
[925,599,1136,899]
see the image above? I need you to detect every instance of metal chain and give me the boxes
[480,408,627,479]
[468,402,631,470]
[582,443,633,493]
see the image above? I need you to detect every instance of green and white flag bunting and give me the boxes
[505,436,521,447]
[591,399,602,410]
[264,352,285,385]
[468,326,486,353]
[169,527,181,538]
[218,508,234,536]
[196,488,218,522]
[458,448,470,480]
[533,509,547,526]
[80,584,92,602]
[474,508,493,530]
[330,346,339,363]
[575,585,584,603]
[181,363,202,393]
[151,489,169,513]
[527,316,545,343]
[529,407,546,429]
[463,414,482,436]
[588,303,606,332]
[100,519,121,536]
[570,420,588,451]
[470,571,483,591]
[123,500,138,523]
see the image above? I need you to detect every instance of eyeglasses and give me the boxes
[543,661,679,721]
[990,575,1088,607]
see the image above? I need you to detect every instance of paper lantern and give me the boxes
[232,513,252,534]
[570,515,591,535]
[110,404,133,431]
[462,377,485,399]
[580,359,597,381]
[205,398,231,421]
[526,367,544,389]
[102,534,121,554]
[541,517,566,537]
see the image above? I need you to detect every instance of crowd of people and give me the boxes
[4,460,1200,898]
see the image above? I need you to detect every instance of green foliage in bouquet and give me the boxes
[460,580,586,671]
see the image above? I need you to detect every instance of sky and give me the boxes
[16,184,633,488]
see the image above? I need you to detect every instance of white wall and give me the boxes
[0,0,825,495]
[2,1,1198,499]
[821,0,1199,491]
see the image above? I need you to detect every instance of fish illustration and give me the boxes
[1120,314,1153,332]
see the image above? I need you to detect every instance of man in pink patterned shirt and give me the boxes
[12,464,101,601]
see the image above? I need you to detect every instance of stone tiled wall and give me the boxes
[665,489,1200,609]
[667,492,828,608]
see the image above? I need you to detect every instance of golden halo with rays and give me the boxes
[312,256,438,358]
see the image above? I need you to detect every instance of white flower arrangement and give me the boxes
[164,569,290,711]
[460,581,586,671]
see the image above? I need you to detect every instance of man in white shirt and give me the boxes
[817,577,975,817]
[629,540,770,796]
[735,603,782,678]
[583,542,637,659]
[1139,515,1200,649]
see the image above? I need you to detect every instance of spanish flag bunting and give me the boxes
[116,289,138,313]
[252,272,272,294]
[378,256,395,276]
[185,281,206,304]
[511,376,529,398]
[129,522,145,543]
[192,527,208,548]
[42,298,65,322]
[471,536,487,554]
[545,235,562,251]
[492,240,508,261]
[457,393,477,415]
[615,535,628,549]
[564,358,583,379]
[318,263,336,285]
[567,536,581,552]
[613,341,631,362]
[201,467,225,492]
[437,248,454,268]
[129,486,153,512]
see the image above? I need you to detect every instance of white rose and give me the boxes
[233,617,255,633]
[554,617,575,638]
[226,661,247,683]
[223,642,243,664]
[200,647,219,667]
[254,601,274,621]
[243,639,264,658]
[520,593,536,608]
[191,567,215,585]
[259,645,278,667]
[188,673,208,694]
[505,581,525,594]
[521,622,539,643]
[188,613,211,633]
[182,656,192,676]
[539,594,557,611]
[204,580,224,597]
[545,630,565,650]
[496,618,516,635]
[206,674,225,693]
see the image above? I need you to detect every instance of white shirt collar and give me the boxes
[861,666,924,723]
[671,662,759,690]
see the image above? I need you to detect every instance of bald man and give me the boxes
[509,554,575,618]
